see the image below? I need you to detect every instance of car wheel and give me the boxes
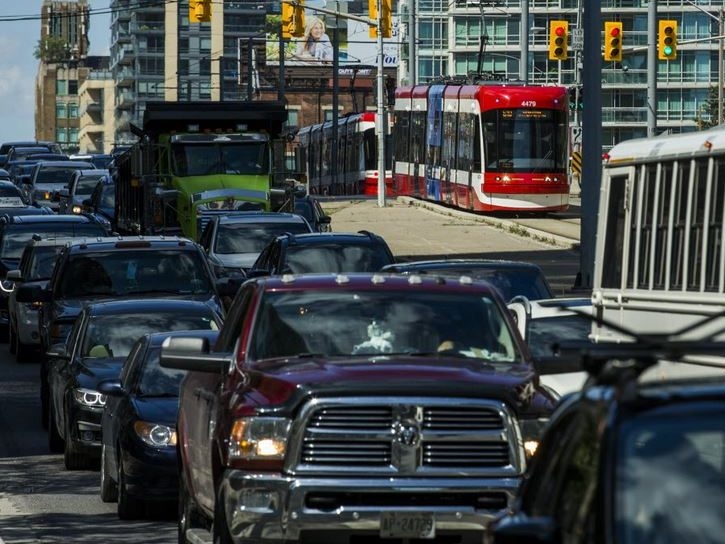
[100,443,118,503]
[40,361,49,429]
[16,337,33,363]
[47,402,64,454]
[212,487,234,544]
[63,415,89,470]
[178,471,205,544]
[8,320,16,355]
[117,461,145,520]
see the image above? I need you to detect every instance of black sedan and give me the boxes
[98,329,219,520]
[45,299,223,473]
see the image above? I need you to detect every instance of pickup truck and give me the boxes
[161,272,558,544]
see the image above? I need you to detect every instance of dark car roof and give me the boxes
[84,298,221,317]
[382,259,547,272]
[63,236,198,252]
[1,214,100,225]
[34,160,94,169]
[277,231,385,245]
[215,211,309,225]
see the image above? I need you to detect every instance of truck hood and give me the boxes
[243,356,554,415]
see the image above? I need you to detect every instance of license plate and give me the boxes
[380,512,435,539]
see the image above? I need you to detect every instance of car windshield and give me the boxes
[250,290,520,362]
[136,347,186,397]
[527,314,591,358]
[616,413,725,543]
[27,245,65,281]
[410,267,552,301]
[56,250,213,298]
[215,222,311,254]
[1,225,106,259]
[284,243,391,273]
[76,175,106,196]
[82,313,219,359]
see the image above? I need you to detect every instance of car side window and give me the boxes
[216,286,253,353]
[120,339,144,388]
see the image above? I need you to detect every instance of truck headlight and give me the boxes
[228,417,291,461]
[134,421,177,447]
[73,388,106,407]
[520,417,548,460]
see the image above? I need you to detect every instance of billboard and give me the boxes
[265,0,399,67]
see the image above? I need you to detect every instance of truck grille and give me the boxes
[292,398,521,476]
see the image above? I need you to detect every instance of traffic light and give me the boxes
[603,21,623,62]
[658,20,677,60]
[281,0,305,39]
[568,85,583,111]
[369,0,393,39]
[548,20,568,61]
[189,0,211,23]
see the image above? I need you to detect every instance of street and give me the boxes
[0,196,581,543]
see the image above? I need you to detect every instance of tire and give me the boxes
[212,487,234,544]
[178,471,205,544]
[63,415,90,471]
[100,443,118,503]
[117,461,145,520]
[16,337,33,363]
[47,403,64,454]
[8,321,16,355]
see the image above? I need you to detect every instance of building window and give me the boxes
[56,128,68,143]
[56,102,67,119]
[56,80,68,96]
[287,109,299,128]
[69,103,79,118]
[201,37,212,54]
[69,80,78,95]
[69,128,79,144]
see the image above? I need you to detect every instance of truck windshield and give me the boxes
[172,142,269,176]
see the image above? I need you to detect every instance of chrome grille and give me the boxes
[293,398,521,476]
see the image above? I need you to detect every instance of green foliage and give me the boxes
[696,86,721,130]
[34,35,70,62]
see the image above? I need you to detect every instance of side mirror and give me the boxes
[319,215,332,225]
[160,335,230,373]
[15,283,51,303]
[97,379,125,398]
[46,343,70,361]
[5,269,22,282]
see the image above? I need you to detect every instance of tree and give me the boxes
[695,86,721,130]
[34,35,70,63]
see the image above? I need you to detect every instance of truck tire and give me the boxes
[212,487,234,544]
[178,471,205,544]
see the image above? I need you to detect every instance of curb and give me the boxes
[395,196,580,250]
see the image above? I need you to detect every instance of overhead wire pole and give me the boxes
[376,0,386,207]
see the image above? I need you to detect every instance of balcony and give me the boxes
[117,91,136,109]
[116,68,135,87]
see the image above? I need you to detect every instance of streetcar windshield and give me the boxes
[172,142,269,176]
[482,109,568,173]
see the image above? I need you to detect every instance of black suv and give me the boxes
[248,230,396,276]
[0,214,110,335]
[488,340,725,544]
[15,236,228,428]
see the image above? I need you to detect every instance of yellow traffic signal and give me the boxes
[658,19,677,60]
[189,0,211,23]
[548,20,568,61]
[369,0,393,39]
[281,0,305,39]
[603,22,623,61]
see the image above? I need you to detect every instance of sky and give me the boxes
[0,1,111,145]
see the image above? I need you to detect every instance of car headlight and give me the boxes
[520,417,548,460]
[73,388,106,407]
[134,421,177,447]
[71,204,82,214]
[228,417,290,461]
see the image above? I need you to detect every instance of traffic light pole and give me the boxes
[647,0,657,136]
[376,0,386,207]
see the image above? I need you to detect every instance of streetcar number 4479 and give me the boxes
[521,101,537,107]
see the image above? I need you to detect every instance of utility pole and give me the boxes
[520,0,528,83]
[376,0,386,207]
[647,0,657,136]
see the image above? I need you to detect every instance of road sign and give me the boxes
[570,28,583,51]
[571,151,583,176]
